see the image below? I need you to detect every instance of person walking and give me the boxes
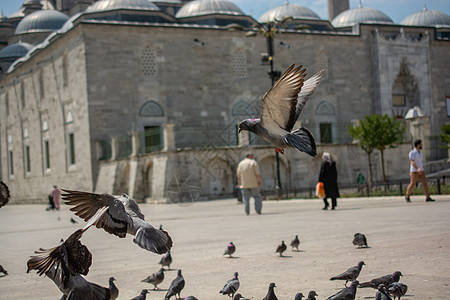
[51,185,61,210]
[405,139,435,202]
[318,152,340,210]
[236,152,262,215]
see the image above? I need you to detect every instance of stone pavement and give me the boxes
[1,195,449,299]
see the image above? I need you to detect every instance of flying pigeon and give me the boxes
[0,264,8,275]
[388,282,407,300]
[375,284,392,300]
[233,293,250,300]
[352,233,368,248]
[0,181,10,208]
[184,297,199,300]
[109,277,119,300]
[290,235,300,251]
[61,189,173,254]
[330,261,365,286]
[306,291,318,300]
[70,217,78,224]
[131,289,149,300]
[327,280,359,300]
[276,241,287,256]
[238,64,325,156]
[160,250,173,269]
[142,268,165,289]
[294,292,304,300]
[219,272,240,298]
[224,242,236,257]
[359,271,403,289]
[26,217,110,300]
[165,269,185,300]
[263,282,278,300]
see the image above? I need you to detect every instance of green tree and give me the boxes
[440,123,450,148]
[348,114,404,188]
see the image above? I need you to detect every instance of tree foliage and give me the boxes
[440,123,450,148]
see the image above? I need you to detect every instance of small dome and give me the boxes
[258,3,320,23]
[332,6,393,28]
[401,6,450,27]
[9,1,55,20]
[15,10,69,34]
[86,0,161,13]
[176,0,244,18]
[0,42,34,59]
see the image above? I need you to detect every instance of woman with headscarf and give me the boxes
[318,152,340,210]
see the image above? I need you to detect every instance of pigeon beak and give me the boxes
[238,127,242,133]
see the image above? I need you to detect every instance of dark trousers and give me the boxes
[323,197,337,209]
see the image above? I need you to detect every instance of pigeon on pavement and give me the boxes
[330,261,365,286]
[306,290,318,300]
[184,297,198,300]
[352,233,368,248]
[142,268,165,289]
[160,250,173,269]
[219,272,240,298]
[327,280,359,300]
[359,271,402,289]
[388,282,407,300]
[276,241,287,256]
[131,289,149,300]
[61,189,173,254]
[109,277,119,300]
[0,181,10,208]
[263,282,278,300]
[165,269,185,300]
[233,293,250,300]
[224,242,236,257]
[290,235,300,251]
[375,284,392,300]
[238,64,325,156]
[294,292,304,300]
[0,264,8,275]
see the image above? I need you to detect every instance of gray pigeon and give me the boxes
[184,297,199,300]
[233,293,250,300]
[276,241,287,256]
[224,242,236,257]
[330,261,365,286]
[359,271,402,289]
[0,264,8,275]
[238,65,325,156]
[131,289,149,300]
[388,282,407,300]
[142,268,165,289]
[263,282,278,300]
[352,233,368,248]
[62,189,173,254]
[327,280,359,300]
[219,272,240,298]
[27,223,110,300]
[160,250,172,269]
[306,290,318,300]
[109,277,119,300]
[375,284,392,300]
[294,292,304,300]
[0,181,10,208]
[165,269,185,300]
[290,235,300,251]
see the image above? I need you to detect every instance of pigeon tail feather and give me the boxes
[134,228,173,254]
[286,127,317,157]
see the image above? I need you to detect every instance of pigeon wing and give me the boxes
[295,69,326,120]
[0,181,10,208]
[261,64,306,132]
[62,190,131,238]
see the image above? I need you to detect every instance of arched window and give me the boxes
[315,101,336,144]
[139,100,164,117]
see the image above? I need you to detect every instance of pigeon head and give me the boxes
[393,271,403,279]
[350,280,359,287]
[159,268,166,273]
[269,282,276,288]
[294,292,304,300]
[308,290,318,297]
[234,272,239,278]
[177,269,182,276]
[109,277,116,282]
[358,261,365,267]
[141,289,149,294]
[354,233,361,237]
[238,119,259,133]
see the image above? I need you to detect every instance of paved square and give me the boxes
[1,195,449,299]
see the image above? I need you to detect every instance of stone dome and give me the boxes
[0,42,34,59]
[258,3,320,23]
[400,6,450,27]
[332,6,393,28]
[15,10,69,34]
[9,1,55,20]
[175,0,244,18]
[85,0,161,13]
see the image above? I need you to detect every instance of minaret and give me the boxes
[328,0,349,21]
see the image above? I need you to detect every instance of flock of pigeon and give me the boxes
[0,65,409,299]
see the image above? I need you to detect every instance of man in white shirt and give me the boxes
[237,152,262,215]
[405,139,435,202]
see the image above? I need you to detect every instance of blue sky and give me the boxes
[1,0,449,23]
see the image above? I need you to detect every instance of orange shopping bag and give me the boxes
[315,182,325,198]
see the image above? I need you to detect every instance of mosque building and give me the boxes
[0,0,449,202]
